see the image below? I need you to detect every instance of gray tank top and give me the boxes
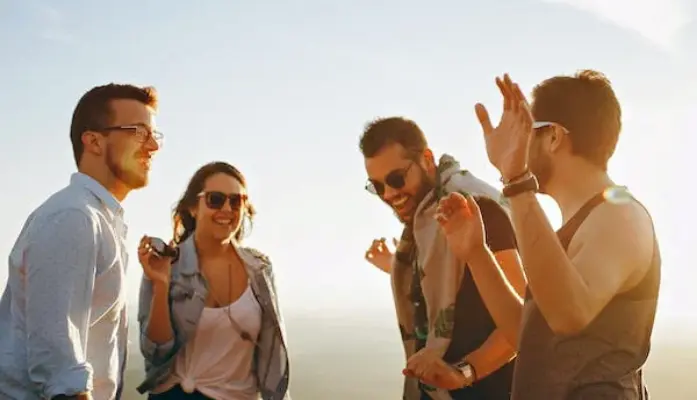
[511,191,661,399]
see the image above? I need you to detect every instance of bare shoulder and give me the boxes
[570,198,655,283]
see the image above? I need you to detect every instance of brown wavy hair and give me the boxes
[172,161,256,244]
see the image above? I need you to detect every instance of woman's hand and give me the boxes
[138,235,174,285]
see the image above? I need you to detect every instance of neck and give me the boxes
[194,231,232,258]
[78,165,130,202]
[546,162,614,223]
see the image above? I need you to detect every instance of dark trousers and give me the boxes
[148,385,212,400]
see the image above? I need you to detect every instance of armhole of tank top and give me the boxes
[617,199,659,301]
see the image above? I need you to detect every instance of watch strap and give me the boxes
[502,174,539,198]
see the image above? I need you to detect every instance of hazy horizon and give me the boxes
[120,306,697,399]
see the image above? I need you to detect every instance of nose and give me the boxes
[220,201,233,212]
[145,134,161,152]
[382,185,400,202]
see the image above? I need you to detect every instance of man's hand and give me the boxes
[404,347,471,390]
[475,74,535,181]
[436,193,486,263]
[364,237,398,274]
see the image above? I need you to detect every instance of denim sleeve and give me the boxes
[138,276,175,366]
[24,209,97,398]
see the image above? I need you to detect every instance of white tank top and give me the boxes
[153,284,262,399]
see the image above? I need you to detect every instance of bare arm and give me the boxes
[468,248,525,347]
[461,198,526,378]
[508,192,654,335]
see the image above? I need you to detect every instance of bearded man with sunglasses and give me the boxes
[360,117,526,400]
[0,84,161,400]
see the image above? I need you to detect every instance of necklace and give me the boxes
[202,260,255,344]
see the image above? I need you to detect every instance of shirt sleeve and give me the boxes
[24,209,97,398]
[137,276,176,365]
[475,196,518,253]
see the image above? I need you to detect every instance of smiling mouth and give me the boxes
[213,217,233,226]
[390,196,410,211]
[139,158,152,170]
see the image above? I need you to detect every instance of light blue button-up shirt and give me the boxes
[0,173,129,400]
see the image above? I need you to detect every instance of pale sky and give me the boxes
[0,0,695,339]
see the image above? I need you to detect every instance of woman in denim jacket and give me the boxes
[136,161,290,400]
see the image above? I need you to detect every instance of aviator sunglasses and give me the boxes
[198,191,248,210]
[365,161,414,196]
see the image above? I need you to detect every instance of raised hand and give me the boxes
[138,235,174,285]
[435,193,485,263]
[364,237,399,274]
[475,74,535,181]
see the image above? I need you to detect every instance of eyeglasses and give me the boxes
[365,162,414,196]
[198,191,247,210]
[94,124,164,147]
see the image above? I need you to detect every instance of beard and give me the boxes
[106,145,148,190]
[391,166,435,224]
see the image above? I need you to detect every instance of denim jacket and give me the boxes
[136,236,290,400]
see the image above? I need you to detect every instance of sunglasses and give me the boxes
[365,162,414,196]
[533,121,569,134]
[198,191,248,210]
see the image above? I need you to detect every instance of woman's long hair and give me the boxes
[172,161,256,244]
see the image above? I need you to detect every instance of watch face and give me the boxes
[460,364,474,380]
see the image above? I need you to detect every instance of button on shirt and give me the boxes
[0,173,129,400]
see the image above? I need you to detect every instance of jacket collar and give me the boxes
[176,235,263,277]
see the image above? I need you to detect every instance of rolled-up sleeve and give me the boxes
[137,276,175,365]
[24,209,97,398]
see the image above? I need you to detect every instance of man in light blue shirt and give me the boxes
[0,84,162,400]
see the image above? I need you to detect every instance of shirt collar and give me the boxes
[70,172,124,217]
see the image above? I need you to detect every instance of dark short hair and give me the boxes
[359,117,428,158]
[69,83,158,166]
[531,69,621,170]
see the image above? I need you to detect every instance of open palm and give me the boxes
[436,193,485,263]
[475,74,535,181]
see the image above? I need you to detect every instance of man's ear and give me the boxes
[548,126,566,154]
[81,130,105,157]
[422,148,436,171]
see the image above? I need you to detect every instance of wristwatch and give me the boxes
[502,173,539,198]
[453,361,477,386]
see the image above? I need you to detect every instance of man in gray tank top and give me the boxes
[432,70,660,399]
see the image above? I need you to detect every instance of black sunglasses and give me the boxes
[198,191,247,210]
[365,162,414,196]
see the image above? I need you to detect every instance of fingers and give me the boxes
[475,103,494,136]
[464,194,481,217]
[138,236,150,256]
[365,237,390,260]
[503,74,519,112]
[138,235,161,264]
[392,237,400,247]
[496,76,510,111]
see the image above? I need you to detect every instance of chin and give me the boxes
[121,171,148,190]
